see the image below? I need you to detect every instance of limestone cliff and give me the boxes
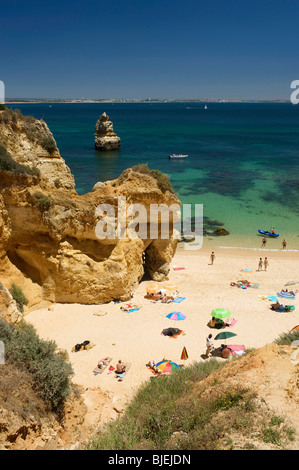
[95,112,121,151]
[0,146,180,308]
[0,108,75,189]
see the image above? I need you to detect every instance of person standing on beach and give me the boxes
[206,334,213,358]
[264,257,269,271]
[282,239,287,249]
[258,258,263,271]
[210,252,215,265]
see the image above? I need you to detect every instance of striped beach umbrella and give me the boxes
[277,291,295,300]
[211,308,231,319]
[156,360,180,373]
[166,312,186,321]
[146,283,159,294]
[163,283,178,291]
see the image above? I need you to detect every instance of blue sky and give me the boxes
[1,0,298,99]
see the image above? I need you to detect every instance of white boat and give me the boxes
[204,105,207,109]
[169,154,188,159]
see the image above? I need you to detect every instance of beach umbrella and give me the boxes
[277,291,296,300]
[163,283,178,291]
[211,308,231,319]
[166,312,186,321]
[181,346,189,361]
[146,283,159,294]
[156,360,180,373]
[215,331,237,341]
[285,281,299,286]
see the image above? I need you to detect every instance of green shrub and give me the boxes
[34,192,54,211]
[131,164,175,194]
[275,330,299,345]
[0,318,74,415]
[0,143,40,177]
[0,104,7,111]
[41,136,56,154]
[9,283,28,313]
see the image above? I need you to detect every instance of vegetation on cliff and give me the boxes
[0,318,73,416]
[88,332,299,451]
[9,283,28,313]
[117,163,176,194]
[0,143,40,176]
[0,107,56,153]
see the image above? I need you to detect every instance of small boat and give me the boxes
[258,230,279,238]
[204,105,207,109]
[169,154,188,159]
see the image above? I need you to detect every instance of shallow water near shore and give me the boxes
[7,101,299,249]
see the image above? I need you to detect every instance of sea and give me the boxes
[6,101,299,250]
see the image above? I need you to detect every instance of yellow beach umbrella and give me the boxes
[163,283,178,291]
[146,283,159,294]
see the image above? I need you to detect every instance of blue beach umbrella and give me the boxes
[166,312,186,321]
[277,291,296,300]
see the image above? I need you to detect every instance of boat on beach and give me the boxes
[258,230,279,238]
[169,154,188,159]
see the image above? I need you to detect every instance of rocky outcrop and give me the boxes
[95,112,121,151]
[0,167,180,306]
[0,111,75,189]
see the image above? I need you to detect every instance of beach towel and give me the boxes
[227,345,246,357]
[240,269,252,272]
[173,297,186,303]
[93,357,112,375]
[173,267,185,271]
[224,318,237,328]
[267,295,278,302]
[114,363,131,380]
[258,295,269,301]
[120,306,140,313]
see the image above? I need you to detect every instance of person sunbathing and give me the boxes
[116,360,126,374]
[208,317,228,329]
[271,301,281,311]
[146,360,161,374]
[97,357,109,369]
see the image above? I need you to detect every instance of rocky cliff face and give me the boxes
[95,112,121,150]
[0,113,180,307]
[0,168,179,306]
[0,109,75,190]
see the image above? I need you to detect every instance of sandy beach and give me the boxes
[26,244,299,409]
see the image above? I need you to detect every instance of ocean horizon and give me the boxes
[7,101,299,249]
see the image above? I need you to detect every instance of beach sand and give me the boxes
[25,244,299,411]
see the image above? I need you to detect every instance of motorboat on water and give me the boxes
[169,154,188,159]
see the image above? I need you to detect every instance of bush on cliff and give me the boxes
[131,164,176,194]
[34,191,54,211]
[0,143,40,177]
[41,136,56,154]
[0,318,74,415]
[9,283,28,313]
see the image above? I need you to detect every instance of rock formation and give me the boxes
[0,112,180,307]
[0,109,75,190]
[94,112,121,151]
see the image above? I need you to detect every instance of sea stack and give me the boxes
[95,112,121,151]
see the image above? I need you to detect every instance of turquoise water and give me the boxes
[7,102,299,248]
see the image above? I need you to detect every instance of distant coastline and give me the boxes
[5,98,290,104]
